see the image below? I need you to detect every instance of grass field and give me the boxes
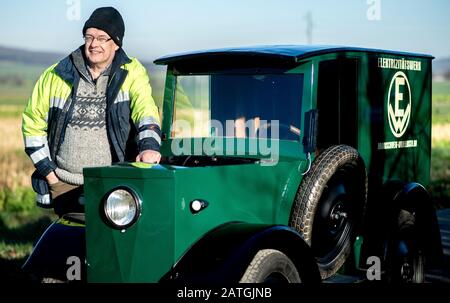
[0,72,449,280]
[0,61,46,106]
[433,81,450,95]
[433,81,450,124]
[431,81,450,207]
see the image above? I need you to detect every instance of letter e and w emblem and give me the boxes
[387,71,412,138]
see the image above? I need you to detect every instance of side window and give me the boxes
[317,58,358,150]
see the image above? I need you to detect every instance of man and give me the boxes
[22,7,161,216]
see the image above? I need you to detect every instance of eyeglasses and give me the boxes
[83,35,112,44]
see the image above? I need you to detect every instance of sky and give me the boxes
[1,0,450,61]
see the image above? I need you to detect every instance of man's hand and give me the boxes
[136,150,161,164]
[46,171,59,185]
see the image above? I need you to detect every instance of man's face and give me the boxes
[84,28,119,66]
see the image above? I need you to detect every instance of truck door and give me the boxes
[316,58,359,150]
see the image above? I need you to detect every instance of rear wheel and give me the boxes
[290,145,367,279]
[385,209,424,283]
[240,249,301,283]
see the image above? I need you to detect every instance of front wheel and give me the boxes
[240,249,301,283]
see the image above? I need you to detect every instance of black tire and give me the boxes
[289,145,367,279]
[385,209,424,283]
[240,249,301,283]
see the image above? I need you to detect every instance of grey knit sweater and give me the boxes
[55,49,112,185]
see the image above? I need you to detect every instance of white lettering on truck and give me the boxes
[378,57,421,71]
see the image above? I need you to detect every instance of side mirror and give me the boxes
[303,109,318,154]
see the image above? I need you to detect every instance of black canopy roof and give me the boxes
[154,45,433,66]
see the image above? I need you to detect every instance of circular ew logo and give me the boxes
[387,71,411,138]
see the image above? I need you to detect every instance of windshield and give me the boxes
[172,74,303,141]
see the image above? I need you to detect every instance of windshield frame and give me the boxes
[160,64,313,161]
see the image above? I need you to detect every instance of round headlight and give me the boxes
[103,188,141,229]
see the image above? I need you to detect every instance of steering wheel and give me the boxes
[255,122,300,139]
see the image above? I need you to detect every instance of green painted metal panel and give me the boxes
[171,160,303,260]
[356,53,432,187]
[84,168,175,282]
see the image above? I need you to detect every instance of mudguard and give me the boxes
[161,222,321,283]
[391,182,444,269]
[361,181,443,270]
[22,213,86,281]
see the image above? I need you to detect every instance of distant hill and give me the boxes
[433,58,450,77]
[0,46,64,66]
[0,45,165,75]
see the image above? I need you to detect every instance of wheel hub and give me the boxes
[400,261,414,282]
[329,202,348,234]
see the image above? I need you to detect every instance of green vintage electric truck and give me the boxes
[23,45,443,283]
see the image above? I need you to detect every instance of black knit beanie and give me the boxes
[83,7,125,47]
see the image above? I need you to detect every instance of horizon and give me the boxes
[2,43,449,64]
[1,1,449,61]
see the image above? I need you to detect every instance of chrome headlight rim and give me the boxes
[102,186,142,230]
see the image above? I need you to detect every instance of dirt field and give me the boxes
[433,123,450,142]
[0,116,33,189]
